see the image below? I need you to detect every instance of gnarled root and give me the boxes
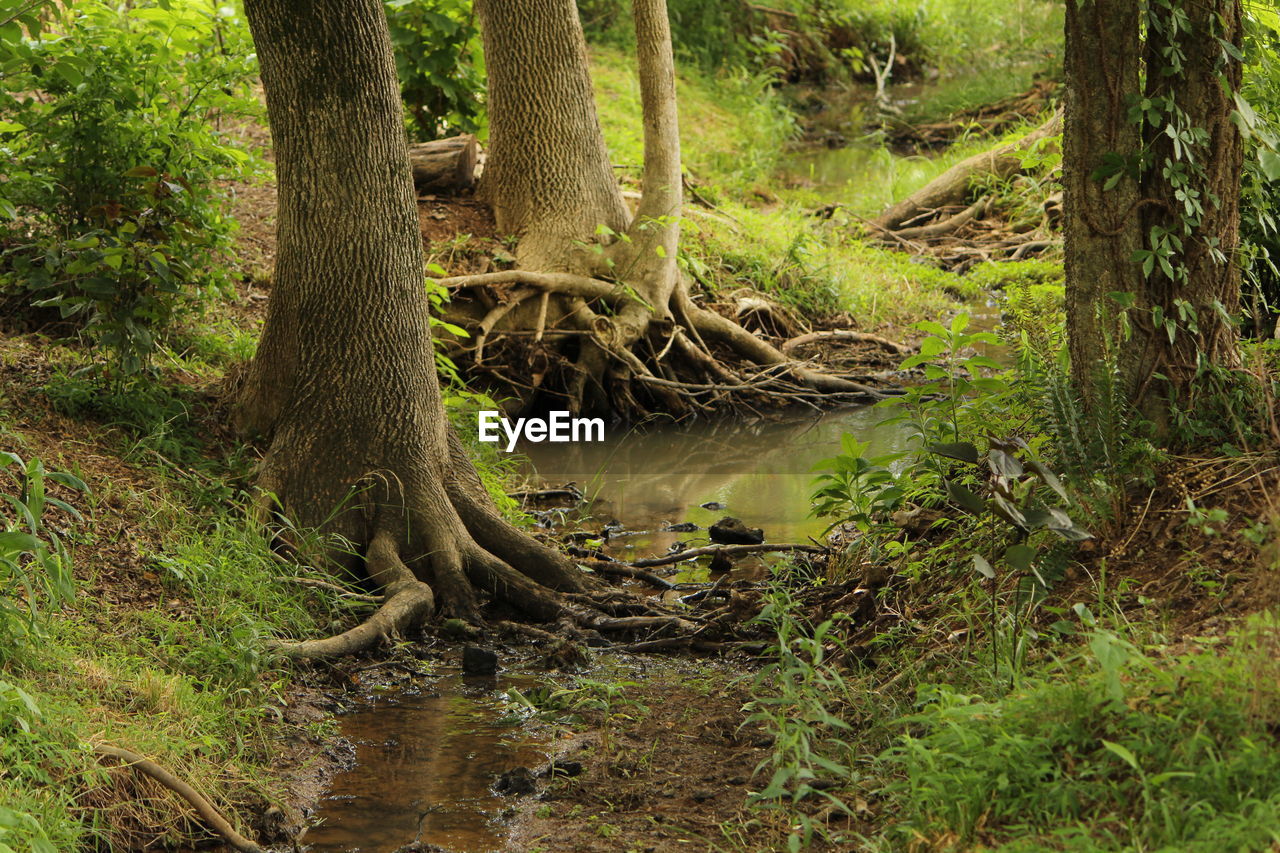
[437,269,900,417]
[269,530,435,659]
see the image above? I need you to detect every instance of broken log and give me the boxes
[409,134,478,195]
[873,110,1062,231]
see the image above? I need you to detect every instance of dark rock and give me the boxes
[709,517,764,545]
[708,549,735,573]
[549,759,584,778]
[662,521,700,532]
[462,646,498,676]
[494,766,537,796]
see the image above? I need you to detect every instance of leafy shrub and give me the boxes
[0,0,258,375]
[384,0,486,140]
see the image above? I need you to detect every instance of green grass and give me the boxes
[590,46,993,325]
[0,327,370,849]
[872,616,1280,851]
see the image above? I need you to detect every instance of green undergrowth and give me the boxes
[590,45,1020,324]
[0,324,522,848]
[740,573,1280,851]
[733,294,1280,849]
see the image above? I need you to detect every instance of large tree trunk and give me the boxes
[238,0,595,654]
[1063,0,1243,424]
[1063,0,1143,407]
[475,0,630,270]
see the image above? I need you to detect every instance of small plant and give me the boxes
[743,573,858,850]
[0,453,87,661]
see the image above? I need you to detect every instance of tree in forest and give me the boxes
[237,0,689,656]
[1063,0,1243,421]
[436,0,880,418]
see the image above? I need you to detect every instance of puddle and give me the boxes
[303,673,545,853]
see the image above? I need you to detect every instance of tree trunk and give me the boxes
[1063,0,1243,424]
[409,135,478,194]
[475,0,629,270]
[1063,0,1142,407]
[1135,0,1243,409]
[238,0,590,652]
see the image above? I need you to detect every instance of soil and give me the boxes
[507,664,777,853]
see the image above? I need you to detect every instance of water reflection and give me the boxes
[304,674,544,853]
[516,406,911,560]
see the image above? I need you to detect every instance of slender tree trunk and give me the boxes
[1063,0,1143,406]
[447,0,882,418]
[238,0,589,651]
[476,0,630,270]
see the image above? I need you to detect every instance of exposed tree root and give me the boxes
[439,268,897,417]
[268,531,435,659]
[93,745,263,853]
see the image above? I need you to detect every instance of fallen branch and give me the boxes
[890,196,988,241]
[93,745,263,853]
[782,329,914,356]
[508,486,584,502]
[874,110,1062,231]
[580,559,676,590]
[629,542,826,569]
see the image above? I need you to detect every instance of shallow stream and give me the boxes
[302,407,909,852]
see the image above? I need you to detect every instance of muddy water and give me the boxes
[303,673,545,853]
[517,406,910,576]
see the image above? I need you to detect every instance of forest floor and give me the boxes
[6,37,1280,853]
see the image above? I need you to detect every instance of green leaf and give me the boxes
[972,554,995,579]
[945,480,984,513]
[1260,150,1280,182]
[1004,543,1036,573]
[987,447,1023,478]
[1100,739,1141,772]
[929,442,979,464]
[0,531,42,557]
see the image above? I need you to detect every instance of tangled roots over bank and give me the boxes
[437,270,907,419]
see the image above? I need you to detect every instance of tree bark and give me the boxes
[1063,0,1243,422]
[1135,0,1243,408]
[1063,0,1143,406]
[238,0,588,642]
[475,0,629,270]
[448,0,884,418]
